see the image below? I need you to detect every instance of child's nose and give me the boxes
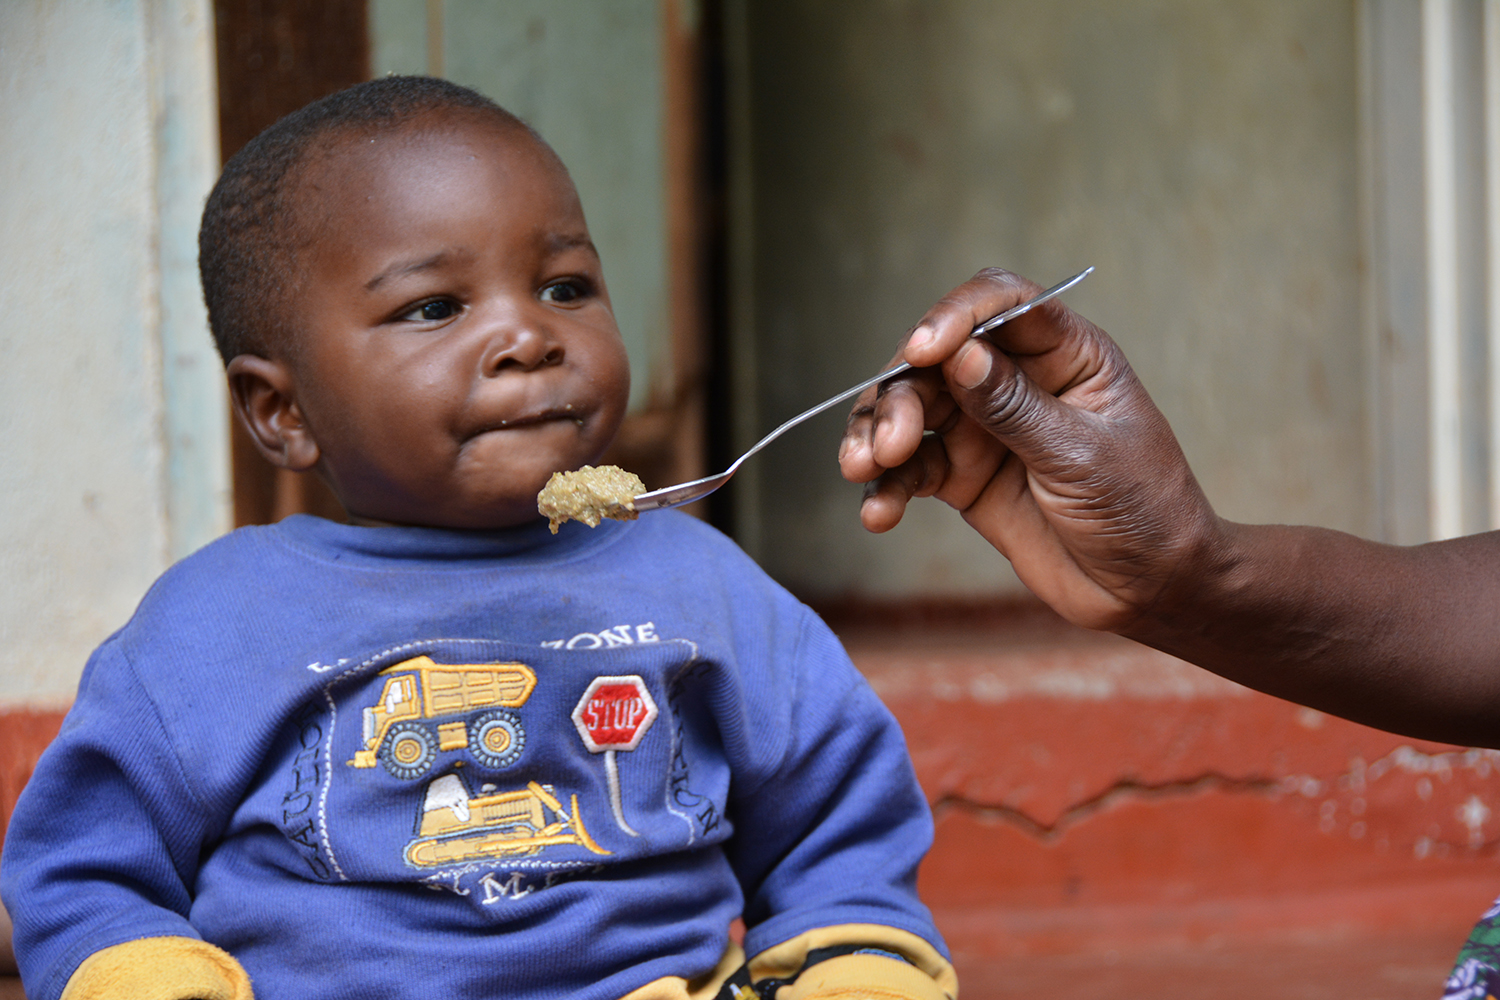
[479,314,563,375]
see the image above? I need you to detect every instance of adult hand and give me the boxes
[840,268,1221,633]
[841,268,1500,746]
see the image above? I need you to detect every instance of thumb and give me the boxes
[945,338,1100,478]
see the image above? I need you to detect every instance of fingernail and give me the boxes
[907,325,934,352]
[955,342,992,389]
[837,436,849,462]
[846,437,871,470]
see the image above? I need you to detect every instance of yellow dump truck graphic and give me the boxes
[405,774,611,867]
[348,656,537,779]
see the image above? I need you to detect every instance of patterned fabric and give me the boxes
[1444,897,1500,1000]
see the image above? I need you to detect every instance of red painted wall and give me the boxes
[830,600,1500,965]
[0,712,64,858]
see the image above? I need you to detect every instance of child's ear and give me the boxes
[225,355,321,472]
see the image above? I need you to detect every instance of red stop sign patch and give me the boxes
[572,675,659,752]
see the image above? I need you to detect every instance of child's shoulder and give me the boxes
[108,521,308,646]
[152,519,297,591]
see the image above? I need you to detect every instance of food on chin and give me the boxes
[537,465,647,534]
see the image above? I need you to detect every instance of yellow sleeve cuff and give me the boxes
[748,924,957,1000]
[618,939,746,1000]
[60,936,253,1000]
[772,952,950,1000]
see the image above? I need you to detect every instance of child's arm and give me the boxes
[840,267,1500,748]
[723,610,955,1000]
[0,643,251,1000]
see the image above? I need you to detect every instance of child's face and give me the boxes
[265,111,630,530]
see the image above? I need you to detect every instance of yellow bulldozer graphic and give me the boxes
[348,656,537,780]
[404,773,611,867]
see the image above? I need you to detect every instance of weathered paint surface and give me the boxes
[0,710,65,856]
[955,931,1463,1000]
[833,607,1500,967]
[736,1,1365,596]
[148,1,231,558]
[0,2,226,707]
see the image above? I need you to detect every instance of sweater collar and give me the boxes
[268,513,630,567]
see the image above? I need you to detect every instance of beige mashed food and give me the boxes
[537,465,647,533]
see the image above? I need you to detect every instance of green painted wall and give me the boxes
[737,0,1365,597]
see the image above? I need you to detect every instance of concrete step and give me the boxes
[953,928,1462,1000]
[826,598,1499,996]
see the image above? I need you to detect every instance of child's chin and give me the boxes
[345,494,544,532]
[444,498,550,532]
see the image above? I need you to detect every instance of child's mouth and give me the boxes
[469,406,586,436]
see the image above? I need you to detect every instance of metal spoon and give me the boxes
[632,266,1095,512]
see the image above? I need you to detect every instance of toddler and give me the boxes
[0,77,954,1000]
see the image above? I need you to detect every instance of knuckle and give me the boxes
[972,266,1019,286]
[974,371,1033,430]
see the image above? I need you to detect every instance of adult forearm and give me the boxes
[1126,521,1500,746]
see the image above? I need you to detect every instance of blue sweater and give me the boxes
[2,513,944,1000]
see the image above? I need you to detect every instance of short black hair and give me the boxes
[198,76,536,365]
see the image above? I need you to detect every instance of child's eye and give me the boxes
[400,299,459,322]
[540,280,589,305]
